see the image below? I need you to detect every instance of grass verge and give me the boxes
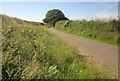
[55,20,120,46]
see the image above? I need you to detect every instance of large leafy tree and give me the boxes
[43,9,68,27]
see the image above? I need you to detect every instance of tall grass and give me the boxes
[55,19,119,45]
[2,15,110,80]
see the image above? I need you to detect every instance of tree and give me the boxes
[43,9,68,27]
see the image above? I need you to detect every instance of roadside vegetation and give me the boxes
[55,19,120,46]
[2,14,110,79]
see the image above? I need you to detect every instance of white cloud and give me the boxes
[95,3,118,20]
[0,3,2,14]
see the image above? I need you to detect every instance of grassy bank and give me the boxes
[2,15,109,79]
[55,20,120,46]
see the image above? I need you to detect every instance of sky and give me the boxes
[0,0,119,2]
[1,2,118,22]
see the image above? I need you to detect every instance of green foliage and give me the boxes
[2,15,110,80]
[43,9,68,27]
[56,19,119,45]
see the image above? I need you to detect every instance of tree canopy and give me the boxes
[43,9,68,27]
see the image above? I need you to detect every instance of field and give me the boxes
[2,15,110,79]
[55,19,120,46]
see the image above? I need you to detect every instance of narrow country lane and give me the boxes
[48,28,118,78]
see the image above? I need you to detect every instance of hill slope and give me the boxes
[2,15,110,79]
